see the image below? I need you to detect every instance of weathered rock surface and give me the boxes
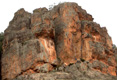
[64,62,117,80]
[13,72,72,80]
[2,8,58,80]
[13,62,117,80]
[1,2,117,80]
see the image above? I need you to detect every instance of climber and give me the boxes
[75,57,81,63]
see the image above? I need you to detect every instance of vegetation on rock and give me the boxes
[0,32,4,54]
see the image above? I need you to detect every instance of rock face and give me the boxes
[13,62,117,80]
[1,2,117,80]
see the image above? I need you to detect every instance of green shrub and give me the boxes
[0,32,4,53]
[112,44,117,50]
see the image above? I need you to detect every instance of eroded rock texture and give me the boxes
[1,2,117,80]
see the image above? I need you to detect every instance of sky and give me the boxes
[0,0,117,45]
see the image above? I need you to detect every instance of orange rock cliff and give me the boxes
[1,2,117,80]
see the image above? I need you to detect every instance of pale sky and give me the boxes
[0,0,117,45]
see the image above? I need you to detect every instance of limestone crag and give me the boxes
[2,2,117,80]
